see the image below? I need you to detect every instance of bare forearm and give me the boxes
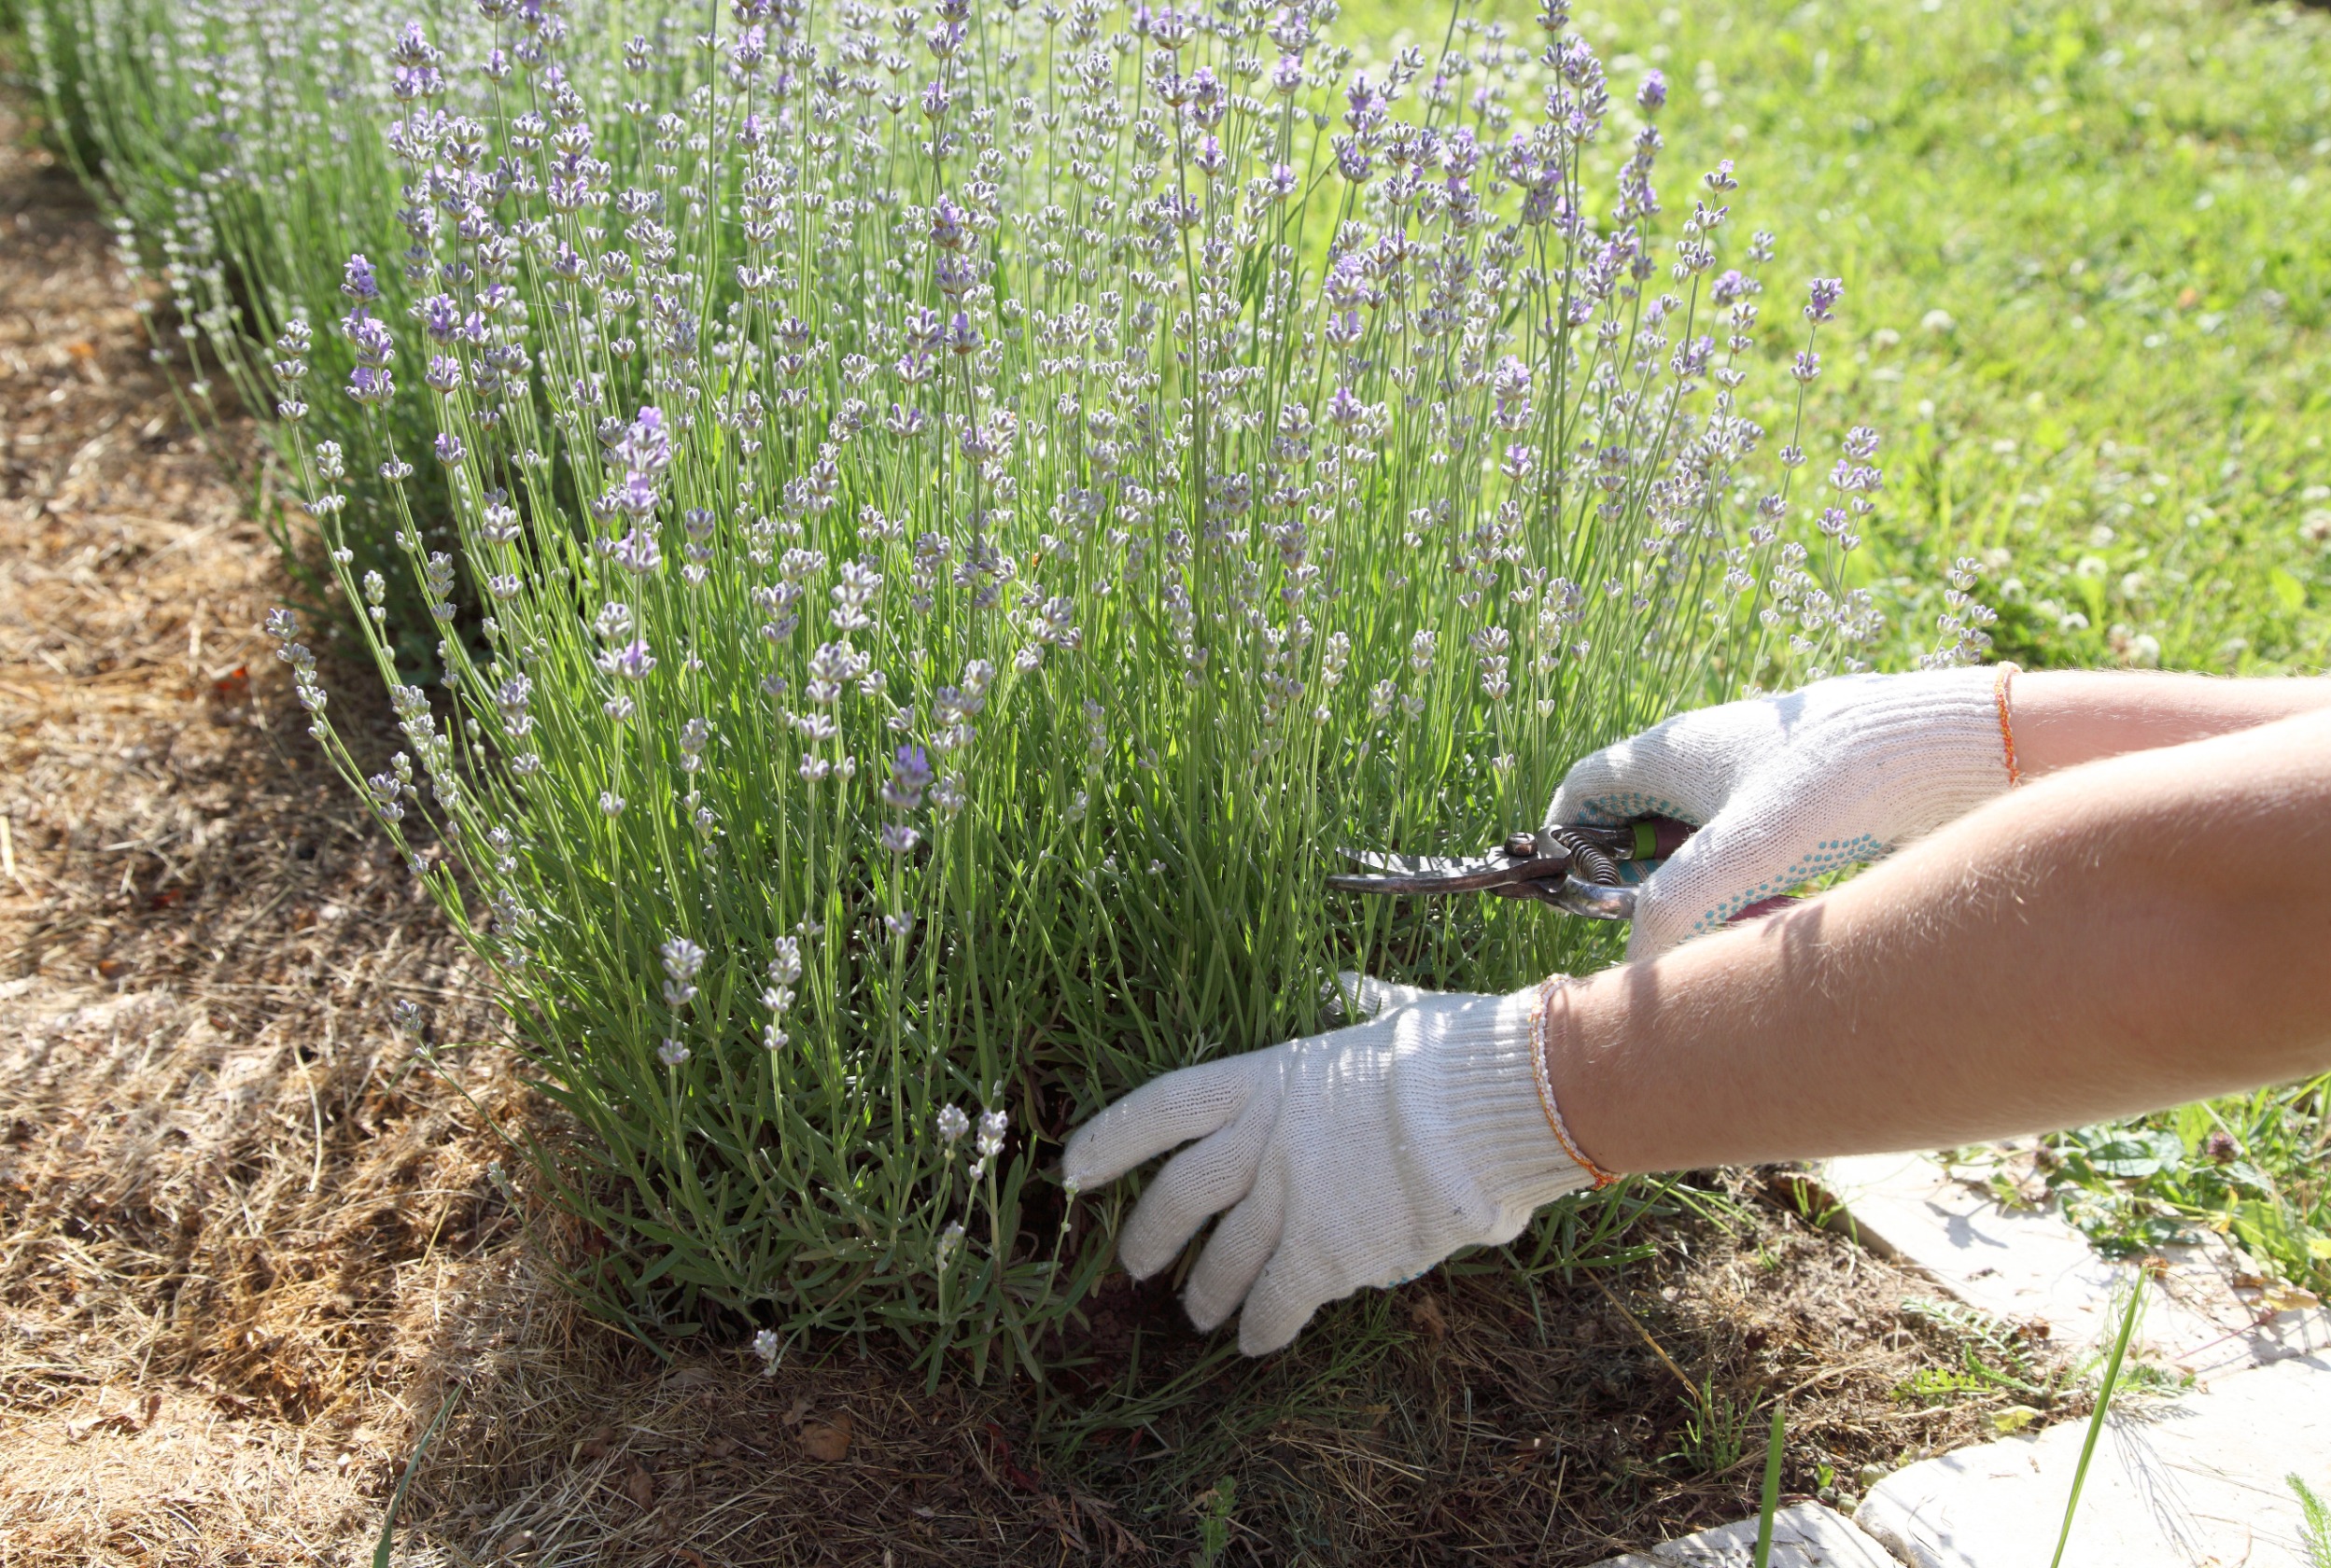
[1552,707,2331,1172]
[2015,670,2331,777]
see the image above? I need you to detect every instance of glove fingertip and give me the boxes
[1185,1291,1234,1335]
[1118,1242,1173,1283]
[1058,1056,1256,1188]
[1057,1119,1129,1191]
[1236,1301,1312,1357]
[1234,1262,1322,1356]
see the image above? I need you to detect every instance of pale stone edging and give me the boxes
[1589,1152,2331,1568]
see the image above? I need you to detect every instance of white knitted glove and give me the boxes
[1550,666,2016,959]
[1059,976,1594,1355]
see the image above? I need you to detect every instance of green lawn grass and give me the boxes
[1341,0,2331,673]
[1341,0,2331,1295]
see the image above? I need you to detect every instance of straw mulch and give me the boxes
[0,96,2046,1567]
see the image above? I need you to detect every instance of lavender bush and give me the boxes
[31,0,1987,1370]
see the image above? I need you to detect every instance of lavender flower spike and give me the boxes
[597,638,656,680]
[340,253,381,302]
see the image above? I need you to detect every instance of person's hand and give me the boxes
[1551,667,2017,959]
[1059,976,1594,1354]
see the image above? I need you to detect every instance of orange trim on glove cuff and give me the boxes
[1994,662,2022,788]
[1530,976,1620,1189]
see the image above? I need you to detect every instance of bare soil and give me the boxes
[0,95,2057,1566]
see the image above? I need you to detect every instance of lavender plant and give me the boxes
[21,0,479,661]
[34,0,1987,1371]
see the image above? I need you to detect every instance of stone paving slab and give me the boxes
[1588,1502,1898,1568]
[1855,1353,2331,1568]
[1815,1152,2331,1377]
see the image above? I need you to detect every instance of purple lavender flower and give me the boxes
[611,527,663,576]
[346,365,395,405]
[935,253,976,299]
[613,406,670,474]
[614,470,661,520]
[388,21,443,100]
[1187,66,1223,124]
[882,743,934,811]
[930,195,967,249]
[597,638,656,680]
[660,936,705,1009]
[1805,276,1846,323]
[435,432,465,464]
[340,254,380,302]
[346,315,395,366]
[1638,70,1666,112]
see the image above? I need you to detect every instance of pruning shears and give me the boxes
[1327,819,1686,921]
[1327,817,1794,924]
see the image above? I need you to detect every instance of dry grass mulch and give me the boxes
[0,93,2057,1566]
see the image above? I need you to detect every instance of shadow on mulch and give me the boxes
[0,89,2069,1566]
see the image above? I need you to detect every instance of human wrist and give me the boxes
[2013,671,2331,779]
[1527,974,1636,1180]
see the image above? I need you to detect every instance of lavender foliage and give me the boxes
[39,0,1990,1365]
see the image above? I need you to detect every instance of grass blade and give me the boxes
[2049,1273,2145,1568]
[373,1384,461,1568]
[1752,1397,1785,1568]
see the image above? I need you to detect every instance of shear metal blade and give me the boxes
[1327,847,1567,895]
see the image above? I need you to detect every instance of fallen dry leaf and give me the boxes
[1409,1296,1449,1340]
[780,1394,811,1427]
[64,1391,165,1441]
[2262,1283,2322,1314]
[579,1422,617,1462]
[621,1462,655,1508]
[702,1435,738,1460]
[1991,1406,2043,1435]
[800,1412,853,1463]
